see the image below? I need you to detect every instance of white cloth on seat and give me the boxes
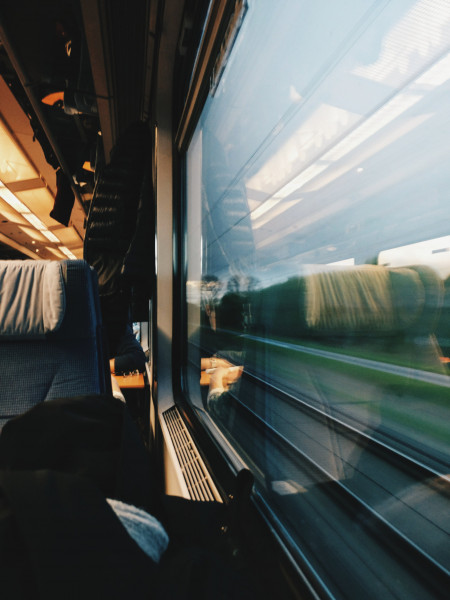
[110,375,126,403]
[0,260,66,338]
[107,498,169,563]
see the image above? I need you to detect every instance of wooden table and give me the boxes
[200,370,211,386]
[115,373,145,389]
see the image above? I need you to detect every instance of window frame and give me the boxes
[172,2,450,599]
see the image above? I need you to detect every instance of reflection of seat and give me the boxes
[0,260,111,429]
[244,264,446,485]
[255,265,444,359]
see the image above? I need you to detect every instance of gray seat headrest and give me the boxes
[0,260,66,338]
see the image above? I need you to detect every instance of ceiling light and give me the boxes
[0,187,31,213]
[23,213,47,230]
[59,246,77,259]
[45,246,66,259]
[0,120,37,183]
[16,188,56,221]
[17,226,46,242]
[41,230,60,243]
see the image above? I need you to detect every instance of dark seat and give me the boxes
[0,259,111,429]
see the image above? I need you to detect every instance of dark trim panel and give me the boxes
[174,0,238,153]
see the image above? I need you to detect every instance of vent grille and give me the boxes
[163,406,220,502]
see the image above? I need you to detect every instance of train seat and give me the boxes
[0,259,111,429]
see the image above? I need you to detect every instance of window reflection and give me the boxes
[185,0,450,596]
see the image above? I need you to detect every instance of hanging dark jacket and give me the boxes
[83,122,155,356]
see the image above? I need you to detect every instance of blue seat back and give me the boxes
[0,259,111,429]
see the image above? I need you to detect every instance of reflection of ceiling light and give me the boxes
[251,198,282,221]
[247,103,355,195]
[416,52,450,86]
[260,89,423,203]
[253,199,299,230]
[250,35,450,213]
[328,258,355,266]
[256,196,352,250]
[275,163,328,197]
[252,91,427,212]
[323,93,423,162]
[352,0,450,84]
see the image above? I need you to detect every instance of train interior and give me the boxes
[0,1,295,598]
[0,1,449,599]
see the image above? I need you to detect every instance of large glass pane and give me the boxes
[185,1,450,597]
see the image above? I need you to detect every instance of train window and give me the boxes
[183,1,450,598]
